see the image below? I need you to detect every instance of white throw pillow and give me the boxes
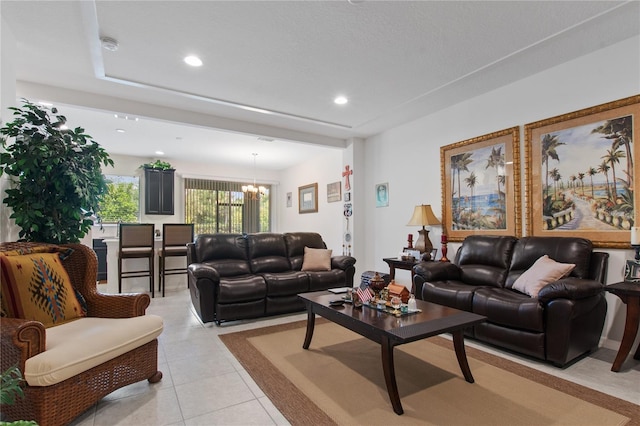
[512,255,576,297]
[301,247,332,271]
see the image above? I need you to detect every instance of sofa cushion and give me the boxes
[301,247,332,271]
[247,233,290,273]
[262,271,309,296]
[512,255,575,297]
[455,236,517,288]
[0,249,86,327]
[421,281,478,311]
[284,232,327,270]
[194,234,250,276]
[472,288,544,332]
[307,270,346,291]
[24,315,163,386]
[507,237,592,287]
[217,275,266,303]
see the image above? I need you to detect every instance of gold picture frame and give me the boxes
[524,95,639,248]
[298,183,318,214]
[441,126,521,242]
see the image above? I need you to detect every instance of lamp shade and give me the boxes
[407,205,441,227]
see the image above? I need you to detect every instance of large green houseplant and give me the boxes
[0,99,113,243]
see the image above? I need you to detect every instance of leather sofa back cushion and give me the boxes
[194,234,250,276]
[0,248,87,327]
[284,232,326,270]
[507,237,592,287]
[248,233,290,273]
[456,236,517,287]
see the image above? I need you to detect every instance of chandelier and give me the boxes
[242,153,267,200]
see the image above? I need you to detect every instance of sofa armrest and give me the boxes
[1,318,46,373]
[413,261,461,281]
[331,255,356,270]
[537,277,604,304]
[188,263,221,282]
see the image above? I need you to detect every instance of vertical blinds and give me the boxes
[184,178,270,235]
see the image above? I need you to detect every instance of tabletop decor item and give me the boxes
[369,272,387,297]
[406,204,441,253]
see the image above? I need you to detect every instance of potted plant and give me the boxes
[0,99,113,244]
[0,365,38,425]
[140,159,173,170]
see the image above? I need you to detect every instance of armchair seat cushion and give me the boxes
[25,315,163,386]
[472,288,544,332]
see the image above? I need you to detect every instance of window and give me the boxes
[98,175,140,223]
[185,178,270,235]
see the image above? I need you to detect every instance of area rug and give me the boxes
[220,320,637,425]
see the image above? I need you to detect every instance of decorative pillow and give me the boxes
[0,250,86,327]
[301,247,332,271]
[512,255,576,297]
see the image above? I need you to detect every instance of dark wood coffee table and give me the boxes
[298,291,486,415]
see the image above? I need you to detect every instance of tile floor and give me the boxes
[70,286,639,425]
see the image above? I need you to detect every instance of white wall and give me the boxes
[276,149,345,253]
[363,35,640,349]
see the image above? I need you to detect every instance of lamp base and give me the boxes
[414,227,433,255]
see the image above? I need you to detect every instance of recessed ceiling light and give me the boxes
[155,151,165,155]
[116,128,125,133]
[59,125,68,130]
[334,96,348,105]
[38,101,53,107]
[100,36,119,52]
[184,55,203,67]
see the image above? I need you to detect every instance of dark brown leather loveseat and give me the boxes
[187,232,356,324]
[413,235,609,367]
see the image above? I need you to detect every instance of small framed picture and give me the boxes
[286,192,292,208]
[344,192,351,202]
[327,181,341,203]
[403,249,420,260]
[299,183,318,214]
[624,260,640,282]
[375,183,389,208]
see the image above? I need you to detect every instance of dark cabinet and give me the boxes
[145,168,175,215]
[92,238,107,281]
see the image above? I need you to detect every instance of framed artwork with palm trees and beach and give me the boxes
[524,95,639,248]
[441,126,521,242]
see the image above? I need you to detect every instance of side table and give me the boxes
[605,282,640,372]
[382,257,420,292]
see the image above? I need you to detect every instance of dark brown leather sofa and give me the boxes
[413,235,609,367]
[187,232,356,324]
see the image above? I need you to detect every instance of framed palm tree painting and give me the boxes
[441,127,521,242]
[524,95,639,248]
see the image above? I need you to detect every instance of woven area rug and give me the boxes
[220,319,638,425]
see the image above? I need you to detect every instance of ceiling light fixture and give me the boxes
[116,128,125,133]
[184,55,203,67]
[242,153,267,200]
[100,36,119,52]
[334,96,348,105]
[155,151,165,156]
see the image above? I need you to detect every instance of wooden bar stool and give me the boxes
[158,223,194,297]
[118,223,156,297]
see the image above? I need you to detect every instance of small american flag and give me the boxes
[356,287,373,303]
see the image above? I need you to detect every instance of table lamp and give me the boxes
[407,204,441,254]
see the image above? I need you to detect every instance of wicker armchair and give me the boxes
[0,242,162,426]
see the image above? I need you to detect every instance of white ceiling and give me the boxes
[2,0,639,170]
